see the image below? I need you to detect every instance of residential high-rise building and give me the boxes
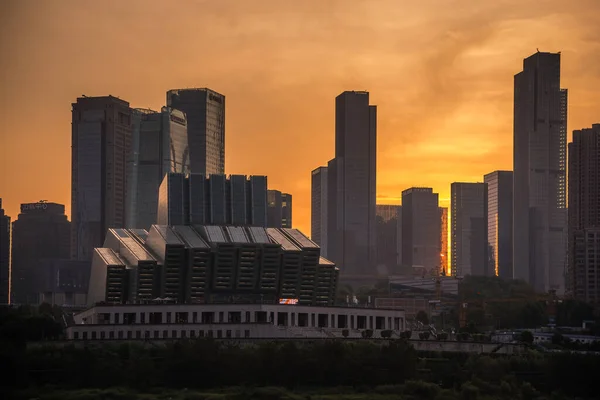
[568,124,600,303]
[267,190,292,228]
[439,207,448,276]
[166,88,225,175]
[157,173,267,227]
[11,201,71,304]
[376,205,400,274]
[484,170,514,279]
[327,91,377,276]
[311,166,328,257]
[0,199,10,304]
[451,183,488,277]
[126,107,189,229]
[513,51,567,293]
[401,188,440,274]
[71,95,132,261]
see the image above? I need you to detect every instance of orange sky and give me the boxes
[1,0,599,236]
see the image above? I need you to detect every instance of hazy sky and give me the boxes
[1,0,599,235]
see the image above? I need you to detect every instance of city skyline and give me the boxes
[2,1,600,238]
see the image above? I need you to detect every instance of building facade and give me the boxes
[267,190,292,228]
[451,183,488,277]
[484,170,513,279]
[327,91,377,276]
[0,199,10,304]
[157,173,267,227]
[11,201,71,304]
[35,259,89,307]
[88,225,338,307]
[568,124,600,302]
[439,207,448,276]
[513,52,567,293]
[71,95,132,261]
[375,205,400,275]
[166,88,225,175]
[311,166,328,257]
[401,188,440,274]
[126,107,189,230]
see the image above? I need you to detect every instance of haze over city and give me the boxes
[1,0,599,235]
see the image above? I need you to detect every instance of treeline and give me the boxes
[3,339,599,399]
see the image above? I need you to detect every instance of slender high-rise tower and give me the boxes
[71,96,132,261]
[484,170,513,279]
[166,88,225,175]
[513,51,567,293]
[0,199,10,304]
[327,91,377,276]
[311,166,328,257]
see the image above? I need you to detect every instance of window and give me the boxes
[181,330,187,338]
[226,330,232,338]
[219,312,224,323]
[190,330,196,338]
[163,330,168,338]
[136,331,141,339]
[145,331,150,339]
[217,330,222,338]
[127,331,132,339]
[192,312,198,323]
[172,330,177,338]
[199,330,204,337]
[154,331,159,339]
[83,332,88,340]
[118,331,124,339]
[114,313,120,324]
[74,332,79,340]
[100,331,106,339]
[244,330,250,338]
[109,331,115,339]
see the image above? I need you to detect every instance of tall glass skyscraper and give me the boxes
[166,88,225,175]
[484,170,513,279]
[126,107,189,229]
[513,52,567,293]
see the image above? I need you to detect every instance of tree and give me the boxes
[519,330,534,344]
[416,310,429,325]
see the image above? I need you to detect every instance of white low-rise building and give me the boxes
[66,303,406,341]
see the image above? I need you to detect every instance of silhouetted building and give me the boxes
[71,95,132,261]
[88,225,337,306]
[376,205,400,275]
[311,166,328,257]
[484,170,513,279]
[157,173,267,227]
[451,183,488,277]
[125,107,189,230]
[568,124,600,303]
[327,91,377,276]
[166,88,225,175]
[11,201,71,304]
[0,199,10,304]
[401,188,440,274]
[514,51,567,293]
[36,259,88,306]
[439,207,448,276]
[267,190,292,228]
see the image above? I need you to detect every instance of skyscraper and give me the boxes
[11,201,71,304]
[401,188,440,274]
[327,91,377,276]
[513,51,567,293]
[451,183,488,277]
[0,199,10,304]
[568,124,600,302]
[166,88,225,175]
[375,205,400,274]
[71,95,132,261]
[157,173,267,227]
[267,190,292,228]
[484,170,513,279]
[311,166,328,257]
[439,207,448,276]
[126,107,189,229]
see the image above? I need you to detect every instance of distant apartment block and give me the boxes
[311,166,328,257]
[126,107,190,230]
[376,205,401,274]
[451,183,488,277]
[484,171,513,279]
[166,88,225,175]
[439,207,448,276]
[157,173,267,227]
[267,190,292,228]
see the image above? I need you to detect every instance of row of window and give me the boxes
[73,328,251,341]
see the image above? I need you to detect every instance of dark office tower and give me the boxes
[375,205,400,274]
[157,173,267,226]
[126,107,189,229]
[451,183,488,277]
[311,166,328,257]
[166,88,225,175]
[0,199,10,304]
[513,52,567,293]
[11,201,71,304]
[484,171,514,279]
[327,91,377,276]
[71,95,132,261]
[401,188,440,274]
[439,207,448,276]
[267,190,293,228]
[568,124,600,303]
